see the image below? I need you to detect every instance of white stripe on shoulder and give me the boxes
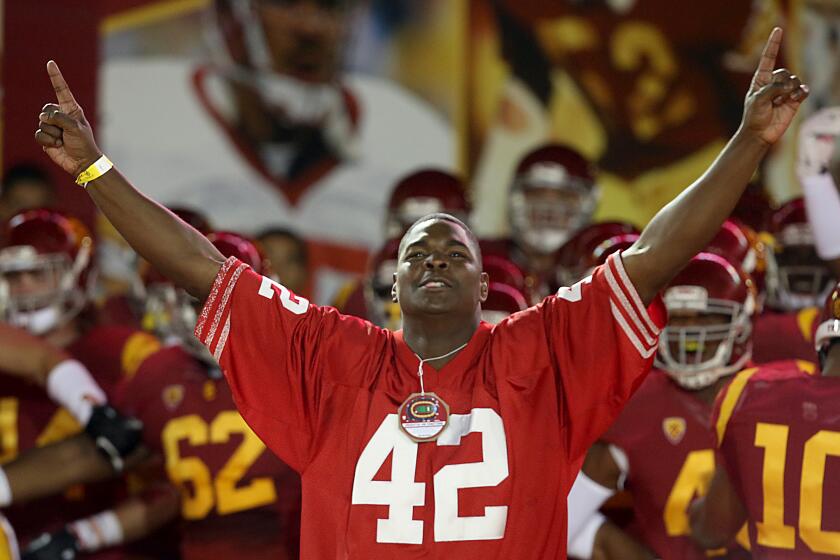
[610,254,660,335]
[214,315,232,361]
[610,301,656,359]
[196,257,237,340]
[604,261,657,346]
[206,262,246,346]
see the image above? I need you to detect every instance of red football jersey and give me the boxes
[195,253,665,558]
[713,361,840,559]
[1,325,159,555]
[752,308,819,364]
[113,346,301,560]
[602,370,748,559]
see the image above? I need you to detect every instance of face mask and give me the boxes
[9,306,62,335]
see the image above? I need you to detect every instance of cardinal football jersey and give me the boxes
[0,325,159,555]
[752,308,820,363]
[113,346,301,560]
[713,360,840,559]
[195,252,665,558]
[601,369,748,559]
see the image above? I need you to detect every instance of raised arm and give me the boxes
[34,61,224,299]
[689,466,747,550]
[622,28,809,304]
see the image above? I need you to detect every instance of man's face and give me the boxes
[665,311,732,363]
[4,266,58,307]
[259,234,308,294]
[255,0,349,83]
[395,220,487,317]
[0,181,55,222]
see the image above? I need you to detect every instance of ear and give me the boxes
[479,272,490,302]
[392,272,398,303]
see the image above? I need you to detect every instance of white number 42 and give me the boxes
[351,408,509,544]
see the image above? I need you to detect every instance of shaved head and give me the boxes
[399,213,481,268]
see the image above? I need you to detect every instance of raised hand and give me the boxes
[741,28,810,145]
[35,60,102,177]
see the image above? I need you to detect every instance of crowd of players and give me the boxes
[0,94,839,559]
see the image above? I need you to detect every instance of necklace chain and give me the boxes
[413,342,469,395]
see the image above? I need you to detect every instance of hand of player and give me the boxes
[797,107,840,178]
[740,28,809,146]
[34,60,102,177]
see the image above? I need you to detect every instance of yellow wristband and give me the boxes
[75,155,113,187]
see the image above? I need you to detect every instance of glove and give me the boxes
[23,528,79,560]
[84,404,143,472]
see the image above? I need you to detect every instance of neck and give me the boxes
[823,344,840,377]
[695,375,732,405]
[401,311,480,367]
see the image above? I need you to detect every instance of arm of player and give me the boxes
[22,485,179,560]
[34,61,224,300]
[622,28,809,304]
[588,520,659,560]
[1,434,148,504]
[0,322,70,385]
[688,466,747,550]
[567,442,622,543]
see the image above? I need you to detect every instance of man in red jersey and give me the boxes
[34,27,807,558]
[567,254,754,560]
[690,281,840,558]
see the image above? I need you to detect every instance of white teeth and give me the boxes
[425,281,446,288]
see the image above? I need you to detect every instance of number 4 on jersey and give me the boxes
[352,408,509,544]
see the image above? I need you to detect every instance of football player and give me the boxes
[99,0,455,301]
[0,210,152,552]
[471,0,773,233]
[689,281,840,557]
[750,199,831,362]
[8,233,302,560]
[0,165,55,225]
[567,253,755,560]
[479,143,609,295]
[34,28,807,557]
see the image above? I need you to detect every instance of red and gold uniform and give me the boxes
[0,325,160,555]
[752,308,820,363]
[113,346,301,560]
[713,360,840,558]
[602,369,748,559]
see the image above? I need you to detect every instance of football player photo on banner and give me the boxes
[464,0,839,236]
[98,0,460,303]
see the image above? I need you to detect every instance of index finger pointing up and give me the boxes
[753,27,783,87]
[47,60,80,114]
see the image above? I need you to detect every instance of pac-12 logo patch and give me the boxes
[662,417,686,445]
[162,384,185,411]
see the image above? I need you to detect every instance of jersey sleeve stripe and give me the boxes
[213,315,232,361]
[195,256,238,340]
[715,367,758,446]
[609,254,661,336]
[604,261,657,347]
[205,262,246,348]
[610,301,656,359]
